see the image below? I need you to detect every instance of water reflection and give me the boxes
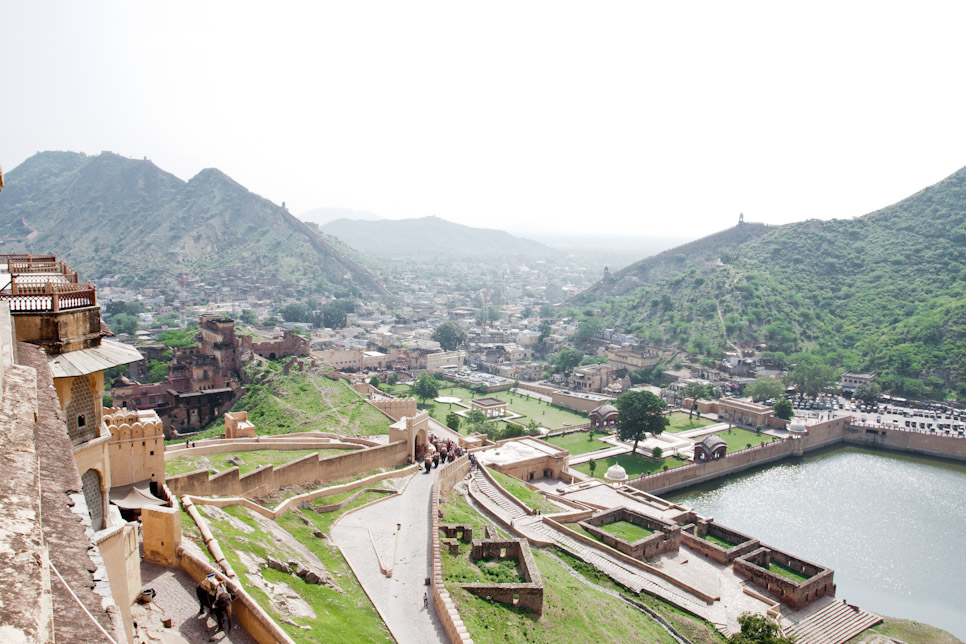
[665,446,966,639]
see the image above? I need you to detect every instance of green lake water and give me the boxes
[664,445,966,640]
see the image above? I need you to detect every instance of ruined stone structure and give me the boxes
[224,410,256,438]
[239,328,309,360]
[680,518,760,564]
[734,546,835,610]
[580,507,681,560]
[460,536,544,614]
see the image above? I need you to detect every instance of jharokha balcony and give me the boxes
[0,254,96,313]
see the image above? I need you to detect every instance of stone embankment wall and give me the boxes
[431,456,474,644]
[166,440,409,497]
[630,416,966,495]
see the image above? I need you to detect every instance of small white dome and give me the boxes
[604,464,628,481]
[788,419,808,435]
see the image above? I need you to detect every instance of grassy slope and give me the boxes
[486,468,561,514]
[195,498,392,643]
[588,166,966,398]
[176,361,391,442]
[847,616,963,644]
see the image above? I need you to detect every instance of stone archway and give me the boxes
[414,427,428,461]
[81,468,104,531]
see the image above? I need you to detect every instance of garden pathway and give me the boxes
[331,470,448,644]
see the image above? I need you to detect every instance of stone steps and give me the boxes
[785,600,882,644]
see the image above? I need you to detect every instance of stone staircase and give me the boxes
[471,470,531,522]
[784,600,882,644]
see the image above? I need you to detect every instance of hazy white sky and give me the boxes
[3,1,966,237]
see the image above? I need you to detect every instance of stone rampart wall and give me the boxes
[164,439,363,461]
[681,520,760,564]
[371,397,418,421]
[734,547,835,610]
[166,440,408,497]
[430,455,473,644]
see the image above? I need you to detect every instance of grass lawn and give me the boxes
[416,386,589,432]
[666,412,716,433]
[599,520,653,542]
[164,448,350,477]
[767,561,811,584]
[486,467,561,514]
[438,493,679,644]
[572,452,690,480]
[713,427,771,452]
[700,533,736,550]
[846,616,962,644]
[194,498,392,643]
[542,432,612,456]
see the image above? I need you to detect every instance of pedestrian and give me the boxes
[185,439,189,449]
[423,592,429,609]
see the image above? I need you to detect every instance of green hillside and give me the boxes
[0,151,389,297]
[582,166,966,400]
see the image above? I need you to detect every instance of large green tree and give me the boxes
[773,397,793,420]
[432,321,468,351]
[615,390,668,454]
[785,357,838,398]
[411,372,440,404]
[745,377,785,402]
[854,381,882,404]
[681,381,707,401]
[728,613,793,644]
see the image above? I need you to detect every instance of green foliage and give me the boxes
[386,372,398,386]
[102,395,113,407]
[157,326,198,348]
[681,381,707,401]
[615,390,668,453]
[588,458,597,475]
[854,381,882,403]
[745,377,785,402]
[785,358,838,398]
[411,372,440,403]
[728,613,793,644]
[279,302,313,323]
[652,446,663,459]
[431,320,468,351]
[550,349,584,375]
[445,412,461,431]
[321,298,355,329]
[575,316,605,348]
[368,375,379,387]
[773,397,793,420]
[239,308,258,325]
[147,359,169,383]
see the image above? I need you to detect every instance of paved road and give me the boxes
[331,471,448,644]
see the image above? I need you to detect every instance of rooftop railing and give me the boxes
[0,255,78,282]
[0,281,96,312]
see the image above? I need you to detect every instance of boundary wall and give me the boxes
[167,440,409,497]
[431,456,475,644]
[630,417,966,495]
[164,439,364,461]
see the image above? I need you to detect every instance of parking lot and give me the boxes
[792,396,966,436]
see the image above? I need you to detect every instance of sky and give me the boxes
[3,1,966,238]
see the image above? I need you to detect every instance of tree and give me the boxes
[616,390,669,454]
[575,316,605,348]
[728,613,793,644]
[369,375,380,387]
[785,359,838,398]
[111,313,139,336]
[551,349,583,375]
[681,381,707,402]
[432,321,468,351]
[411,372,439,404]
[745,377,785,403]
[321,298,356,329]
[445,413,461,432]
[239,309,258,325]
[280,302,311,323]
[854,381,882,404]
[588,458,598,476]
[466,409,487,434]
[773,397,793,420]
[386,372,399,386]
[652,446,663,459]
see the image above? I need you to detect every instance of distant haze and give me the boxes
[3,3,966,237]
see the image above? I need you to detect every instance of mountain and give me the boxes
[300,206,383,227]
[321,215,553,260]
[0,152,389,296]
[579,167,966,399]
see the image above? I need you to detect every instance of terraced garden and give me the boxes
[541,432,612,456]
[665,412,716,433]
[572,452,690,480]
[598,520,653,542]
[165,448,352,477]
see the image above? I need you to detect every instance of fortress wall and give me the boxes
[164,439,363,461]
[843,425,966,461]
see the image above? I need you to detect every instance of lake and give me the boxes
[664,445,966,640]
